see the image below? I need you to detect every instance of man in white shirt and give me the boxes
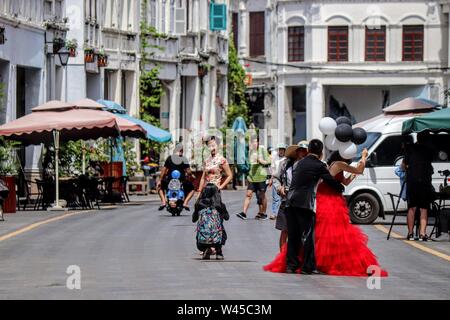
[269,144,287,220]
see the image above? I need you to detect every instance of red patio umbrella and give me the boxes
[0,100,146,210]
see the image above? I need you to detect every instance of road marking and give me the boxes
[0,211,90,243]
[374,225,450,263]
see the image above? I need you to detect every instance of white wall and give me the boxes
[325,85,425,123]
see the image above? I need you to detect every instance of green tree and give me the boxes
[227,35,250,127]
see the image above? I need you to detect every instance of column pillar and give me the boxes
[306,81,324,140]
[238,0,248,57]
[276,83,285,145]
[192,0,200,33]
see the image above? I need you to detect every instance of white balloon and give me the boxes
[339,142,358,160]
[319,117,337,135]
[325,135,339,151]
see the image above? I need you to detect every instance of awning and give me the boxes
[97,99,127,114]
[402,108,450,134]
[0,103,120,145]
[117,113,172,143]
[97,100,172,143]
[383,97,440,114]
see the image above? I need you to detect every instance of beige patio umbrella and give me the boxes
[383,97,438,114]
[0,100,146,210]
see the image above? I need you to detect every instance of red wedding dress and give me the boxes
[264,172,388,277]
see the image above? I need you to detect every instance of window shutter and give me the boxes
[210,3,227,31]
[174,7,186,35]
[249,12,265,57]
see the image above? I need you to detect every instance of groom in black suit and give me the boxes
[285,139,344,274]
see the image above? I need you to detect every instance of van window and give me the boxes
[428,134,450,162]
[374,135,413,166]
[354,132,381,160]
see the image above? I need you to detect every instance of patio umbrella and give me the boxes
[0,100,122,210]
[97,99,127,114]
[383,97,439,114]
[118,113,172,143]
[97,100,172,143]
[98,99,172,177]
[0,101,120,145]
[402,108,450,134]
[231,117,249,186]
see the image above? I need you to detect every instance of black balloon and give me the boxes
[336,116,352,126]
[335,124,353,142]
[352,128,367,145]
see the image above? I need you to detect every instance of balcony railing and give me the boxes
[145,36,179,61]
[102,30,138,52]
[179,34,198,56]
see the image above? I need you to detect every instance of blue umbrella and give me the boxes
[232,116,248,133]
[98,100,172,143]
[117,114,172,143]
[97,99,127,114]
[111,136,127,176]
[231,117,248,173]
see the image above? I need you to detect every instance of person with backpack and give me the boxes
[193,183,229,260]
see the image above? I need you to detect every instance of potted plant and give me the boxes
[84,44,95,63]
[53,37,65,54]
[65,39,78,57]
[198,63,211,77]
[97,49,108,68]
[0,137,20,213]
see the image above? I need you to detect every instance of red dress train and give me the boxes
[264,173,388,277]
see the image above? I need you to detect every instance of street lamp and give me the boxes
[57,48,70,103]
[57,47,70,66]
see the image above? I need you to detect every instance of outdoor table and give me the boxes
[98,176,123,203]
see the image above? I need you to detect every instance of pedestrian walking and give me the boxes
[236,136,271,221]
[193,183,229,260]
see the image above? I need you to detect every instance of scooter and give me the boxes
[166,170,185,217]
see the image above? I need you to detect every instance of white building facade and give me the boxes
[141,0,230,154]
[65,0,141,116]
[0,0,68,177]
[233,0,449,146]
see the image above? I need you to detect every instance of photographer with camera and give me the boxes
[236,136,271,221]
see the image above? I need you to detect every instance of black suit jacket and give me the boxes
[286,154,344,213]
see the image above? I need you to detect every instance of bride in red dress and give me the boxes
[264,149,388,277]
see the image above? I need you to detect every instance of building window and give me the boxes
[249,11,265,57]
[365,26,386,61]
[328,26,348,62]
[232,12,238,47]
[288,26,305,62]
[402,25,424,61]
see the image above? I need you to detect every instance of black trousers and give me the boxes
[286,207,316,272]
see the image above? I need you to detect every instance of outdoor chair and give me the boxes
[119,176,130,203]
[17,179,41,211]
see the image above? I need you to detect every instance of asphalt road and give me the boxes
[0,191,449,300]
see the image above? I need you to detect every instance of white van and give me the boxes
[345,113,450,224]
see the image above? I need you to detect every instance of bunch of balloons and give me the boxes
[319,116,368,160]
